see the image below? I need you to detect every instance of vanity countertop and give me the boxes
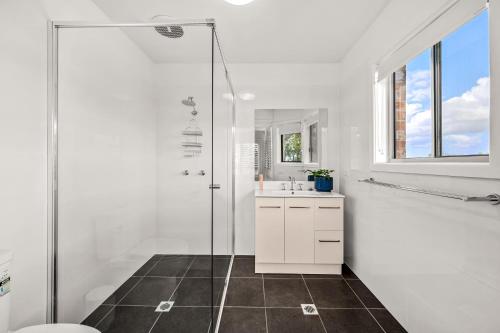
[255,189,345,198]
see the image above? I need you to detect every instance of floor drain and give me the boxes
[155,301,174,312]
[301,304,318,315]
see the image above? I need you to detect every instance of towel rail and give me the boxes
[358,178,500,205]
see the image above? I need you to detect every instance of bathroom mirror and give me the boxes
[255,108,328,181]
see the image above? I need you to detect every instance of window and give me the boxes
[281,132,302,162]
[309,123,318,163]
[394,49,433,158]
[391,10,489,159]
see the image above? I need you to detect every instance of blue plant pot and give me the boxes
[315,177,333,192]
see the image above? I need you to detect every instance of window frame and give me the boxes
[307,121,319,164]
[371,2,500,179]
[388,37,490,162]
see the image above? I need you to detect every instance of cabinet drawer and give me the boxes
[285,198,314,264]
[314,198,343,230]
[314,231,343,264]
[255,198,285,263]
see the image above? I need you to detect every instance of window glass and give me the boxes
[441,10,489,156]
[394,49,433,158]
[281,133,302,162]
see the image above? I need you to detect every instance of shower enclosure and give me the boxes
[47,19,235,332]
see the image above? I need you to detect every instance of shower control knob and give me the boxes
[183,170,189,176]
[199,170,206,176]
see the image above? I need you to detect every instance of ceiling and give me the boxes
[91,0,390,63]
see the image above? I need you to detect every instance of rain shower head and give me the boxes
[152,15,184,38]
[154,25,184,38]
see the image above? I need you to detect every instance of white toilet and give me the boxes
[0,250,99,333]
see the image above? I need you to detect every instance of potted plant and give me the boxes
[304,169,318,182]
[305,169,335,192]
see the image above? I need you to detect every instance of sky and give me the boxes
[404,10,490,158]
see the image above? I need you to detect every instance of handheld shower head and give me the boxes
[182,97,198,116]
[182,97,196,107]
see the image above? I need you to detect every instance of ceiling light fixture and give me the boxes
[224,0,255,5]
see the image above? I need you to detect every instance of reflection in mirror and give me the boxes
[255,108,328,181]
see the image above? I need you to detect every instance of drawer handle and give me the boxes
[259,206,281,208]
[318,206,340,209]
[318,240,341,243]
[289,206,311,209]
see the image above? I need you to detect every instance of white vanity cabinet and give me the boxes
[255,197,285,263]
[255,194,344,274]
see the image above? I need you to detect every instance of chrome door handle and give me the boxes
[318,240,341,243]
[259,206,281,208]
[209,184,221,189]
[289,206,311,209]
[318,206,340,209]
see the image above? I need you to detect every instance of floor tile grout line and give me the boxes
[262,271,269,333]
[223,305,371,309]
[343,275,387,333]
[93,257,163,328]
[147,256,198,333]
[301,274,328,333]
[147,313,162,333]
[117,305,373,309]
[167,256,197,302]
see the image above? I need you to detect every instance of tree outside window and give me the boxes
[281,133,302,162]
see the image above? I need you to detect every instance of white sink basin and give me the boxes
[271,190,317,196]
[255,190,345,198]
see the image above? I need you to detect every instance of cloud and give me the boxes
[442,77,490,136]
[406,70,431,104]
[444,134,481,148]
[405,76,489,153]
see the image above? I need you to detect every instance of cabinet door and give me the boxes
[255,197,285,263]
[314,198,343,230]
[285,198,314,264]
[315,231,343,264]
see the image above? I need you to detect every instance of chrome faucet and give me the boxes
[289,176,296,191]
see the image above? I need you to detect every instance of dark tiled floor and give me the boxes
[264,278,313,307]
[266,308,325,333]
[218,307,267,333]
[219,257,407,333]
[225,277,264,307]
[306,279,363,308]
[96,306,159,333]
[83,254,406,333]
[150,306,212,333]
[82,254,230,333]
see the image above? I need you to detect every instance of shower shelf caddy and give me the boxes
[181,96,203,158]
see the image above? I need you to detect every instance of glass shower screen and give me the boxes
[49,21,234,332]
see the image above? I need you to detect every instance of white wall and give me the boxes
[339,0,500,332]
[0,0,158,329]
[231,63,340,255]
